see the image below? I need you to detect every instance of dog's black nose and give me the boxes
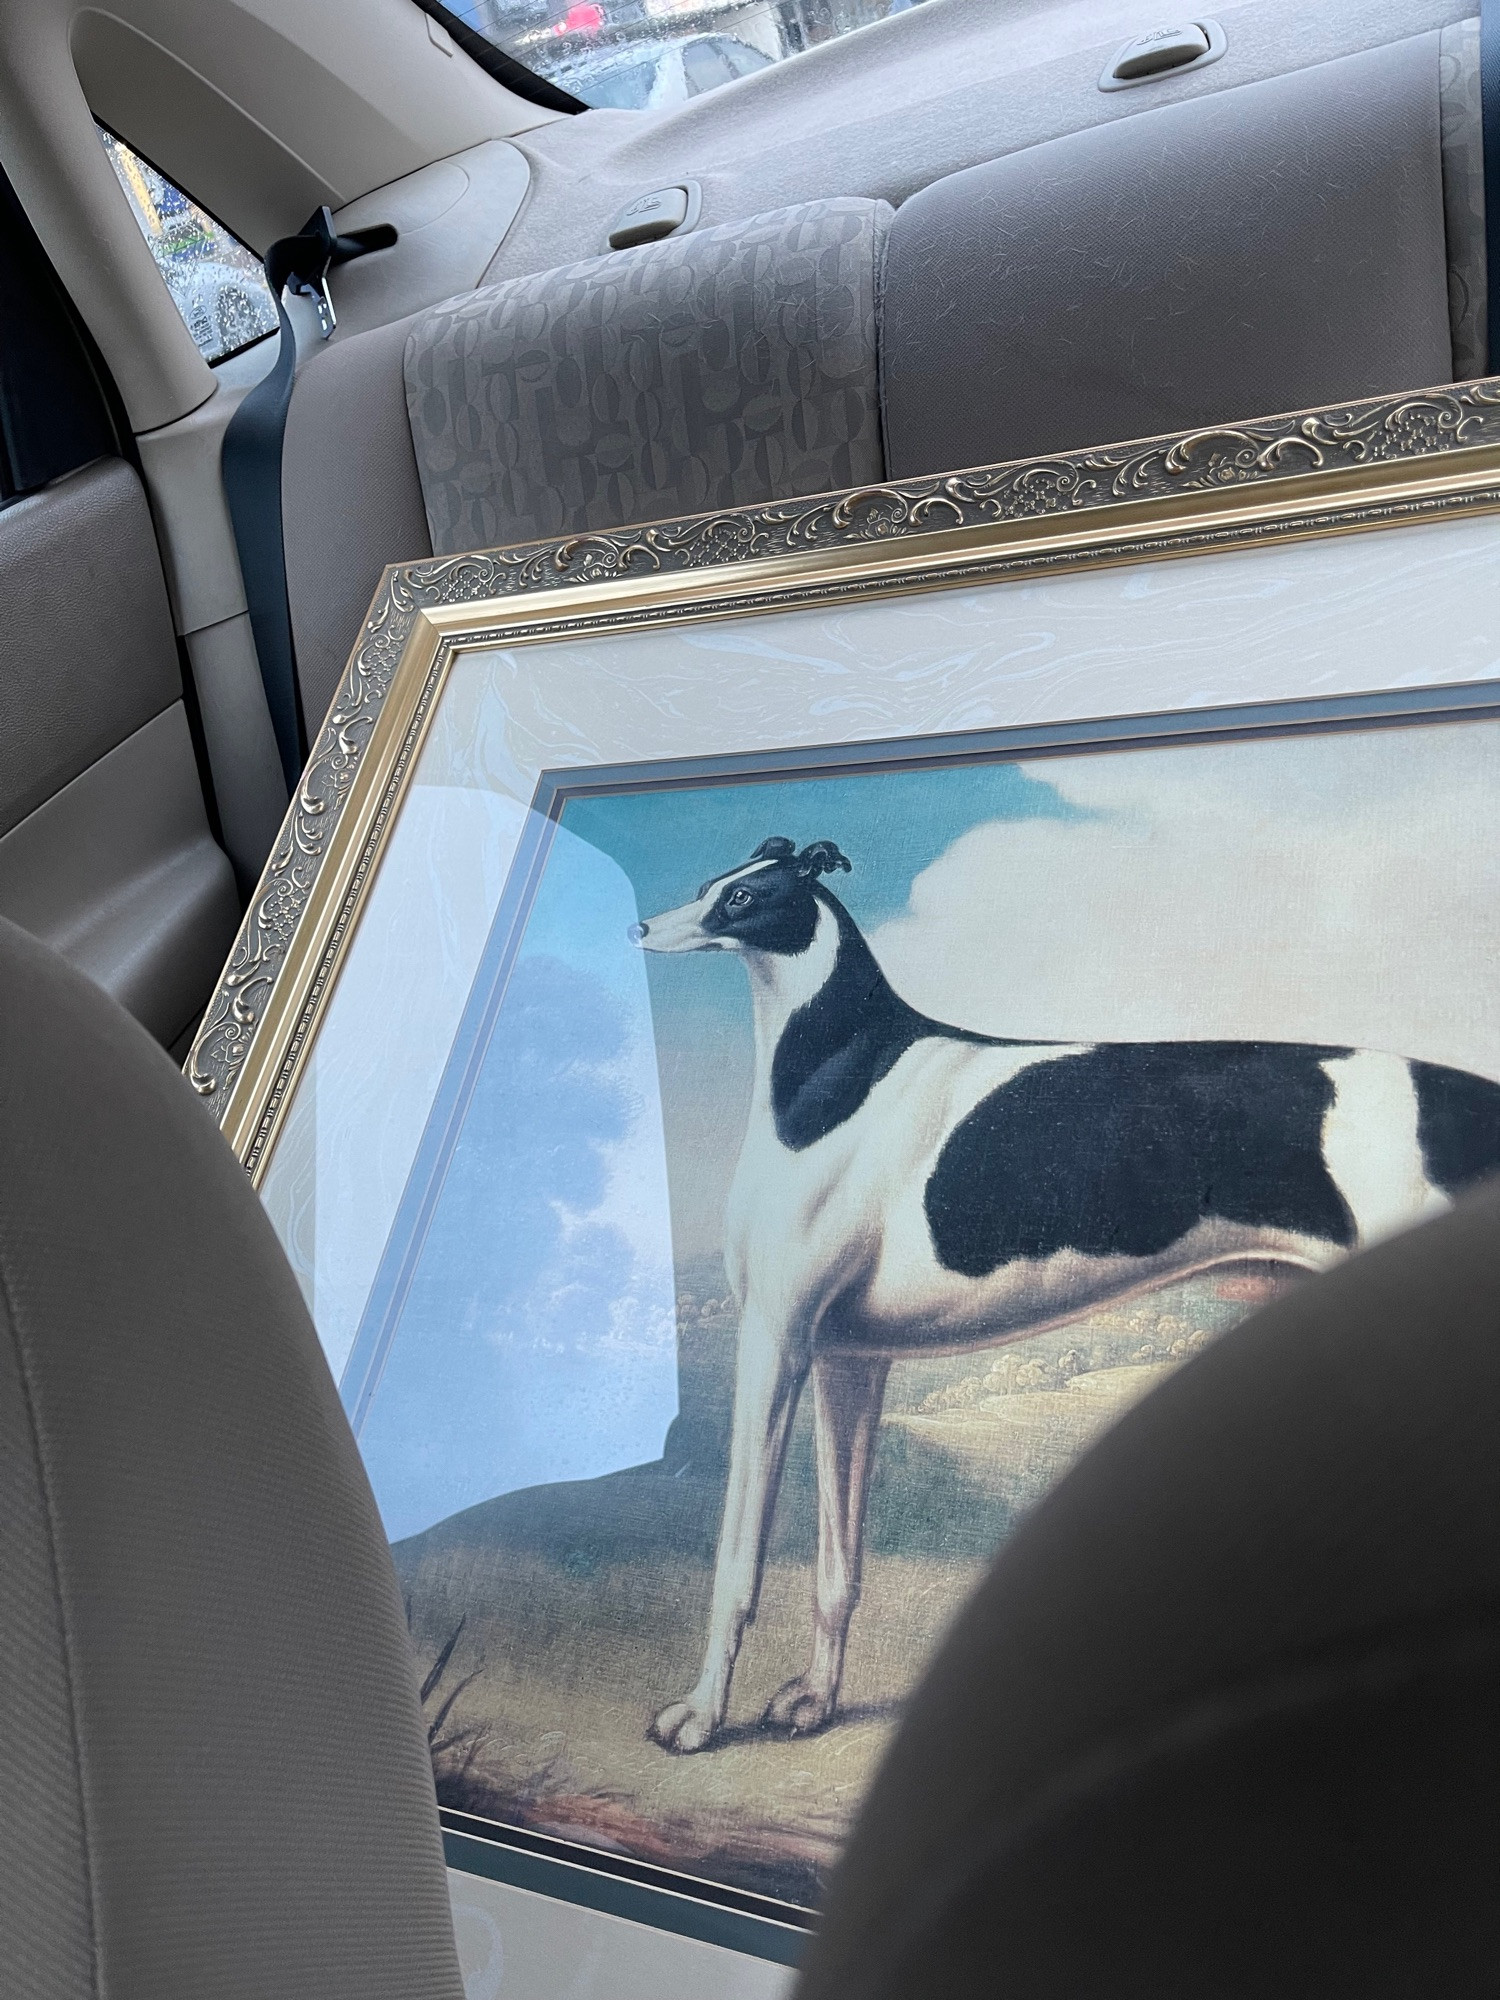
[627,922,648,943]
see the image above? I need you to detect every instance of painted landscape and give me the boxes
[396,1260,1288,1906]
[365,715,1499,1910]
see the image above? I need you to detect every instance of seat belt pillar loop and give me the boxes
[221,208,397,796]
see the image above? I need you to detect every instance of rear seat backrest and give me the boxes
[1439,17,1486,382]
[402,197,891,557]
[281,36,1484,742]
[282,312,434,736]
[283,198,890,735]
[880,34,1458,479]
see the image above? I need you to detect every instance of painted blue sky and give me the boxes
[352,721,1500,1543]
[565,757,1085,1066]
[358,826,678,1544]
[357,754,1084,1539]
[566,757,1083,930]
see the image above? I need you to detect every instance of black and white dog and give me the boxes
[633,835,1500,1753]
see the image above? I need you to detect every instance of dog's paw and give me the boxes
[648,1699,718,1754]
[762,1676,836,1736]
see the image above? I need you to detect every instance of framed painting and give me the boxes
[189,391,1500,1948]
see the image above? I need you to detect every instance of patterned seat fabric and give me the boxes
[1439,16,1486,383]
[403,197,891,557]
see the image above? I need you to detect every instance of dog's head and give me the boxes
[630,837,852,956]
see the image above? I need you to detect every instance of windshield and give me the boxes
[444,0,910,111]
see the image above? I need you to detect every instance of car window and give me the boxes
[681,34,740,92]
[0,165,121,503]
[97,128,280,366]
[574,52,661,106]
[719,33,773,76]
[446,0,908,110]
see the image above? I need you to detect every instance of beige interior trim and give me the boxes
[68,0,557,249]
[0,0,559,430]
[182,613,289,886]
[0,704,240,1046]
[0,0,211,430]
[134,384,252,634]
[74,10,343,253]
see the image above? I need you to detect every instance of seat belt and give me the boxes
[1483,0,1500,370]
[222,207,396,793]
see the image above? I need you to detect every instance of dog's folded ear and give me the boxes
[751,836,798,862]
[797,841,853,878]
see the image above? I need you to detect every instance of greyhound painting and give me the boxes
[633,835,1500,1754]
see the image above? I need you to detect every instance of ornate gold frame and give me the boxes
[188,380,1500,1178]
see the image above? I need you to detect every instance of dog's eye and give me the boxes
[725,887,753,911]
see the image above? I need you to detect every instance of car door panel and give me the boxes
[0,458,180,826]
[0,705,239,1052]
[0,457,238,1049]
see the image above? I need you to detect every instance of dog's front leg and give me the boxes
[764,1351,889,1736]
[650,1304,808,1754]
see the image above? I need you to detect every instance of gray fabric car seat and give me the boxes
[282,196,890,737]
[403,195,891,558]
[0,917,464,2000]
[280,33,1485,741]
[796,1177,1500,1999]
[881,33,1459,477]
[282,309,435,743]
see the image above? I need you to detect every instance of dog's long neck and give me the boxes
[743,892,956,1151]
[742,896,848,1084]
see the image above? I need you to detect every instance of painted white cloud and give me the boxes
[549,1025,680,1364]
[263,783,528,1377]
[870,722,1500,1081]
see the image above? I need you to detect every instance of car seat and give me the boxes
[880,33,1460,476]
[795,1175,1500,1998]
[278,25,1478,740]
[281,195,889,727]
[0,917,463,2000]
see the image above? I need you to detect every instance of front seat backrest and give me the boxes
[0,917,464,2000]
[796,1179,1500,1998]
[881,33,1455,477]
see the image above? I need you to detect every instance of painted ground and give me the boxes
[395,1265,1289,1907]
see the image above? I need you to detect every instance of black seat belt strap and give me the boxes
[1482,0,1500,371]
[221,207,396,793]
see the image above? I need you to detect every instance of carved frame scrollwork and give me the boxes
[187,380,1500,1175]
